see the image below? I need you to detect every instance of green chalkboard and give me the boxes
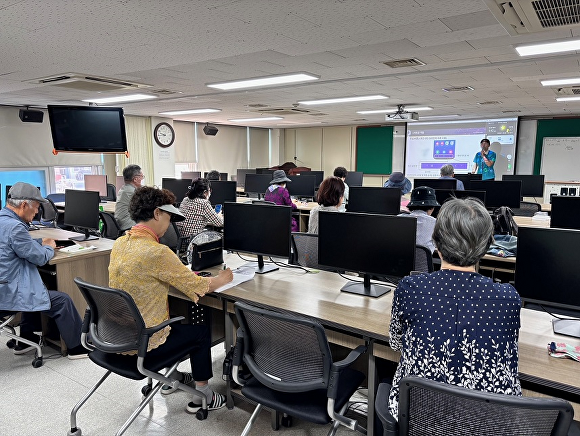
[534,119,580,174]
[355,126,393,175]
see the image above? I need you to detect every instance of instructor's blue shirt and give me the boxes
[473,150,496,180]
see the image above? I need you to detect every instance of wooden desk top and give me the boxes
[32,227,114,264]
[233,197,318,211]
[54,201,116,214]
[514,215,550,228]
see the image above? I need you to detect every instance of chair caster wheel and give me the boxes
[6,339,16,349]
[67,426,82,436]
[281,415,293,427]
[32,357,43,368]
[141,385,152,396]
[196,408,208,420]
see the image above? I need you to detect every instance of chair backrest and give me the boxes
[414,245,433,273]
[40,198,59,227]
[73,277,145,353]
[234,301,332,393]
[397,376,573,436]
[291,232,320,268]
[105,183,117,201]
[46,193,65,204]
[512,201,541,217]
[99,211,122,239]
[159,222,190,258]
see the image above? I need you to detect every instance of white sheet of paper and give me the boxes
[213,266,255,293]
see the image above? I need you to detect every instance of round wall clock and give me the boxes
[154,122,175,147]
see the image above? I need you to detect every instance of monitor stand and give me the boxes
[340,274,392,298]
[552,319,580,339]
[242,255,279,275]
[69,229,98,242]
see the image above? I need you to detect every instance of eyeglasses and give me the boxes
[134,173,145,179]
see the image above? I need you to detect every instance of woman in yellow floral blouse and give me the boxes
[109,186,232,414]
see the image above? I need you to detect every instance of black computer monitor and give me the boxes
[432,189,487,218]
[550,196,580,230]
[347,187,401,215]
[287,175,316,198]
[515,227,580,338]
[244,174,272,195]
[318,212,416,297]
[162,178,191,202]
[344,171,364,187]
[204,172,228,181]
[236,169,256,188]
[454,173,482,190]
[6,185,42,201]
[502,175,545,198]
[208,181,237,206]
[223,202,292,274]
[255,168,275,175]
[470,180,521,209]
[413,178,457,190]
[63,189,100,241]
[295,170,324,187]
[181,171,201,181]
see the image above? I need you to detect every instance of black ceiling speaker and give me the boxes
[19,109,44,123]
[203,124,218,136]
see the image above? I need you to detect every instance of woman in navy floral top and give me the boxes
[387,197,521,419]
[264,170,299,232]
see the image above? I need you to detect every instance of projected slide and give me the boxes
[405,118,517,179]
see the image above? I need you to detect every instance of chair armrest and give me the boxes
[232,329,246,385]
[138,316,185,356]
[375,383,398,436]
[80,307,95,351]
[332,344,367,370]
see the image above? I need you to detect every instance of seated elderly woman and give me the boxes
[308,177,345,234]
[177,178,223,238]
[386,197,521,421]
[109,186,233,414]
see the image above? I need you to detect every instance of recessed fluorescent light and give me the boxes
[159,108,221,115]
[541,77,580,87]
[82,93,157,104]
[207,73,319,90]
[357,106,432,114]
[298,95,388,105]
[419,114,461,119]
[516,38,580,56]
[556,96,580,102]
[228,117,283,122]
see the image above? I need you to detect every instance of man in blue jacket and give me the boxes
[0,183,87,359]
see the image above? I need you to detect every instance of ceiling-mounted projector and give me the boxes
[386,112,419,121]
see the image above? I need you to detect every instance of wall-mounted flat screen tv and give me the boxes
[47,105,128,153]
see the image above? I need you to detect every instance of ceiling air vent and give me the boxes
[246,103,270,108]
[28,73,151,92]
[477,100,502,105]
[442,86,475,92]
[484,0,580,35]
[502,109,522,113]
[150,89,180,95]
[382,58,425,68]
[555,87,580,95]
[252,107,313,115]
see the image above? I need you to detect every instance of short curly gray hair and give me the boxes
[432,198,493,267]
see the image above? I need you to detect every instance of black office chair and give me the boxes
[39,197,59,227]
[68,278,210,436]
[99,211,122,240]
[375,376,574,436]
[512,201,541,217]
[251,200,276,205]
[232,301,367,436]
[290,232,320,268]
[104,183,117,201]
[413,245,434,273]
[159,222,191,263]
[0,310,43,368]
[46,193,65,204]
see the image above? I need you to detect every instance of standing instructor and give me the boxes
[472,138,496,180]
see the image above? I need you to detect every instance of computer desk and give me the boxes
[54,200,116,214]
[33,227,114,315]
[169,253,580,433]
[235,197,318,232]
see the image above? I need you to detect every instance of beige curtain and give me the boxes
[116,116,154,182]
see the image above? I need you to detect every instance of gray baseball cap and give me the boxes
[8,182,48,203]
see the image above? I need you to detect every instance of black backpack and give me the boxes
[491,206,518,236]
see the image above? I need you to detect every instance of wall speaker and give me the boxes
[203,124,218,136]
[19,109,44,123]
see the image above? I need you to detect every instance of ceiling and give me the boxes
[2,0,580,128]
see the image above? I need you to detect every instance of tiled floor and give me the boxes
[0,337,362,435]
